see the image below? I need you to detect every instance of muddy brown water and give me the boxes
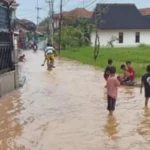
[0,50,150,150]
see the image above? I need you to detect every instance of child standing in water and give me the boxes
[107,66,120,115]
[104,59,113,81]
[140,65,150,108]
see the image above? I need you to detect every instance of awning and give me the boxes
[14,31,19,35]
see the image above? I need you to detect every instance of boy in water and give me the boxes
[126,61,135,80]
[118,64,134,84]
[104,59,113,81]
[19,54,25,62]
[107,66,120,115]
[140,65,150,108]
[42,43,56,69]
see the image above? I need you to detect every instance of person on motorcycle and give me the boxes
[33,42,38,51]
[44,43,56,70]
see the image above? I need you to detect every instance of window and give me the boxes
[119,32,123,43]
[135,32,140,43]
[0,6,9,30]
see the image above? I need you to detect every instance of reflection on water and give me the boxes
[0,92,23,149]
[0,50,150,150]
[104,116,119,139]
[137,108,150,136]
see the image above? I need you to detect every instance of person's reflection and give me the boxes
[137,108,150,136]
[104,115,119,139]
[123,86,135,97]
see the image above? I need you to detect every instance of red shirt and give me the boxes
[127,66,135,80]
[107,76,120,99]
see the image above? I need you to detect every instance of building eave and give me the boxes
[10,2,19,9]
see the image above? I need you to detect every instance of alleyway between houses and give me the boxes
[0,50,150,150]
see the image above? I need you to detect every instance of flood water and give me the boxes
[0,50,150,150]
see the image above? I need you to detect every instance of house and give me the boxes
[54,8,93,18]
[15,18,36,34]
[53,8,93,28]
[37,26,48,34]
[91,3,150,47]
[139,8,150,19]
[17,19,36,31]
[15,18,37,49]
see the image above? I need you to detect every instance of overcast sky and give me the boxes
[16,0,150,23]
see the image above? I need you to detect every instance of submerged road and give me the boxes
[0,50,150,150]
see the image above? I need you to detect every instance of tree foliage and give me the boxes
[54,18,94,50]
[39,17,48,26]
[39,17,95,49]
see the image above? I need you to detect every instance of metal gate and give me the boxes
[0,1,14,74]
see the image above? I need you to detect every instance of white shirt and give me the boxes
[45,46,55,54]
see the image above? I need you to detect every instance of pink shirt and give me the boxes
[107,76,120,99]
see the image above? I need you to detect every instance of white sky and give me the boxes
[16,0,150,23]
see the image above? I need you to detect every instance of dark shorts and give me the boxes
[117,76,131,84]
[107,96,116,111]
[145,89,150,98]
[123,77,131,83]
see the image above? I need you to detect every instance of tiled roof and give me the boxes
[37,26,47,33]
[15,18,36,32]
[139,8,150,16]
[54,8,93,19]
[94,3,150,30]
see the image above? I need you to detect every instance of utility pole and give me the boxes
[58,0,63,54]
[52,1,54,33]
[45,0,54,44]
[35,0,41,25]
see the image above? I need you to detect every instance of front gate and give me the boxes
[0,0,14,74]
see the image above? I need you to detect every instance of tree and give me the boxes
[64,17,94,46]
[54,26,90,50]
[39,17,48,26]
[27,32,33,41]
[93,4,109,60]
[106,36,119,48]
[40,16,94,49]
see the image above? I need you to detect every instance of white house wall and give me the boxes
[91,29,150,47]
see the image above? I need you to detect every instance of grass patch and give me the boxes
[60,47,150,77]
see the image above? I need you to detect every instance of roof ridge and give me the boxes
[139,7,150,9]
[95,3,150,30]
[97,3,135,5]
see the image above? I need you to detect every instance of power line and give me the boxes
[84,0,99,9]
[63,0,71,6]
[18,9,35,12]
[18,11,36,17]
[41,2,49,11]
